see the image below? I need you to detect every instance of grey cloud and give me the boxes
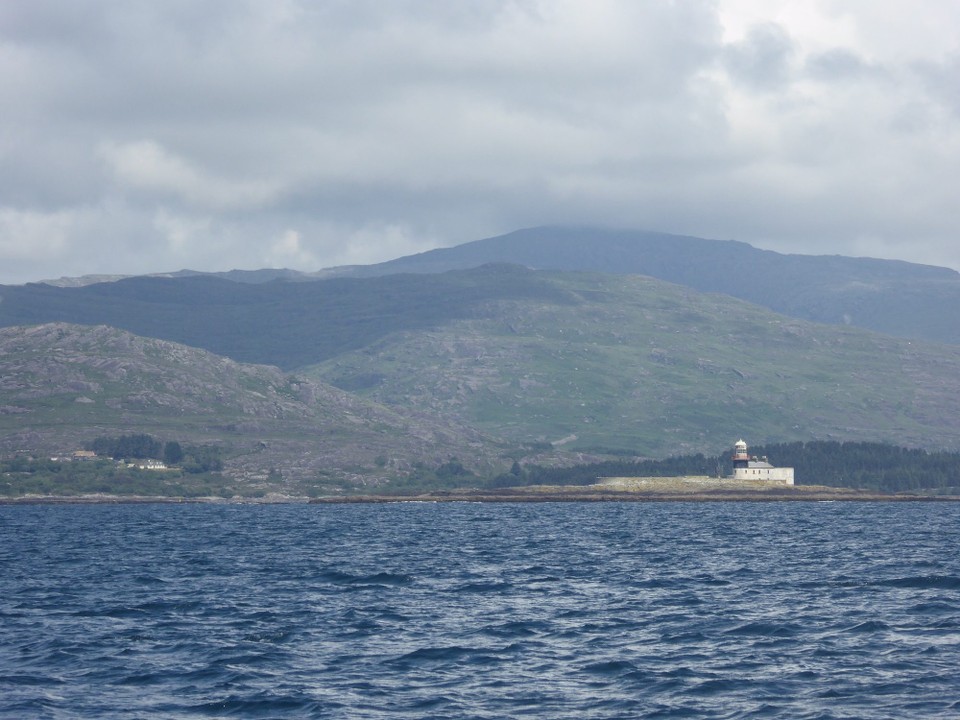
[805,49,884,82]
[1,1,959,283]
[722,23,795,91]
[914,54,960,118]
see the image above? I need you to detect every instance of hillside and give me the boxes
[301,269,960,458]
[3,264,960,481]
[0,266,574,370]
[326,226,960,346]
[0,323,503,491]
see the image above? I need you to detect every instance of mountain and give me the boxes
[8,262,959,455]
[299,268,960,457]
[31,226,960,346]
[0,323,502,491]
[324,226,960,346]
[4,261,960,487]
[0,266,575,370]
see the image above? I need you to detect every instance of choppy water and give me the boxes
[2,501,959,719]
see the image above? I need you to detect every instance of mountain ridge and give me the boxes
[333,226,957,281]
[30,225,960,346]
[324,226,960,345]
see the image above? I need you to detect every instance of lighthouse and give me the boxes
[729,438,794,485]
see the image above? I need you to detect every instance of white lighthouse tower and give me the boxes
[732,439,750,470]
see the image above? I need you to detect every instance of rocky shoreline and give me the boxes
[3,486,958,504]
[310,488,960,503]
[0,493,309,505]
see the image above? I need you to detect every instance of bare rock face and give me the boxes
[0,323,500,485]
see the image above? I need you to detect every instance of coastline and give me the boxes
[0,493,307,505]
[2,487,959,505]
[309,488,960,504]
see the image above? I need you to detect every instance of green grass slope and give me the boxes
[304,270,960,458]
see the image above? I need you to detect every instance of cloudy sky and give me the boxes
[1,1,959,284]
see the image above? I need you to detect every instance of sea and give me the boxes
[1,501,959,719]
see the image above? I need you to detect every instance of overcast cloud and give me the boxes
[1,0,959,283]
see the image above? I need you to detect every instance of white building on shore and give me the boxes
[730,439,794,485]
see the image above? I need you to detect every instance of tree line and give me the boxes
[746,441,960,492]
[493,441,960,492]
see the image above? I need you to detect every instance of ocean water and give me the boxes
[1,501,959,719]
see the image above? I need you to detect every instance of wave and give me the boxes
[3,502,960,719]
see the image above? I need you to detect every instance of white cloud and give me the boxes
[152,208,212,255]
[0,206,73,260]
[99,140,280,210]
[265,228,316,268]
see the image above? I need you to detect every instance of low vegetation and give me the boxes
[0,457,239,498]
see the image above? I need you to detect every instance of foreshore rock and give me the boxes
[3,484,957,505]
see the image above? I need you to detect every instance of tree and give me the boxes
[90,434,161,460]
[163,441,184,466]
